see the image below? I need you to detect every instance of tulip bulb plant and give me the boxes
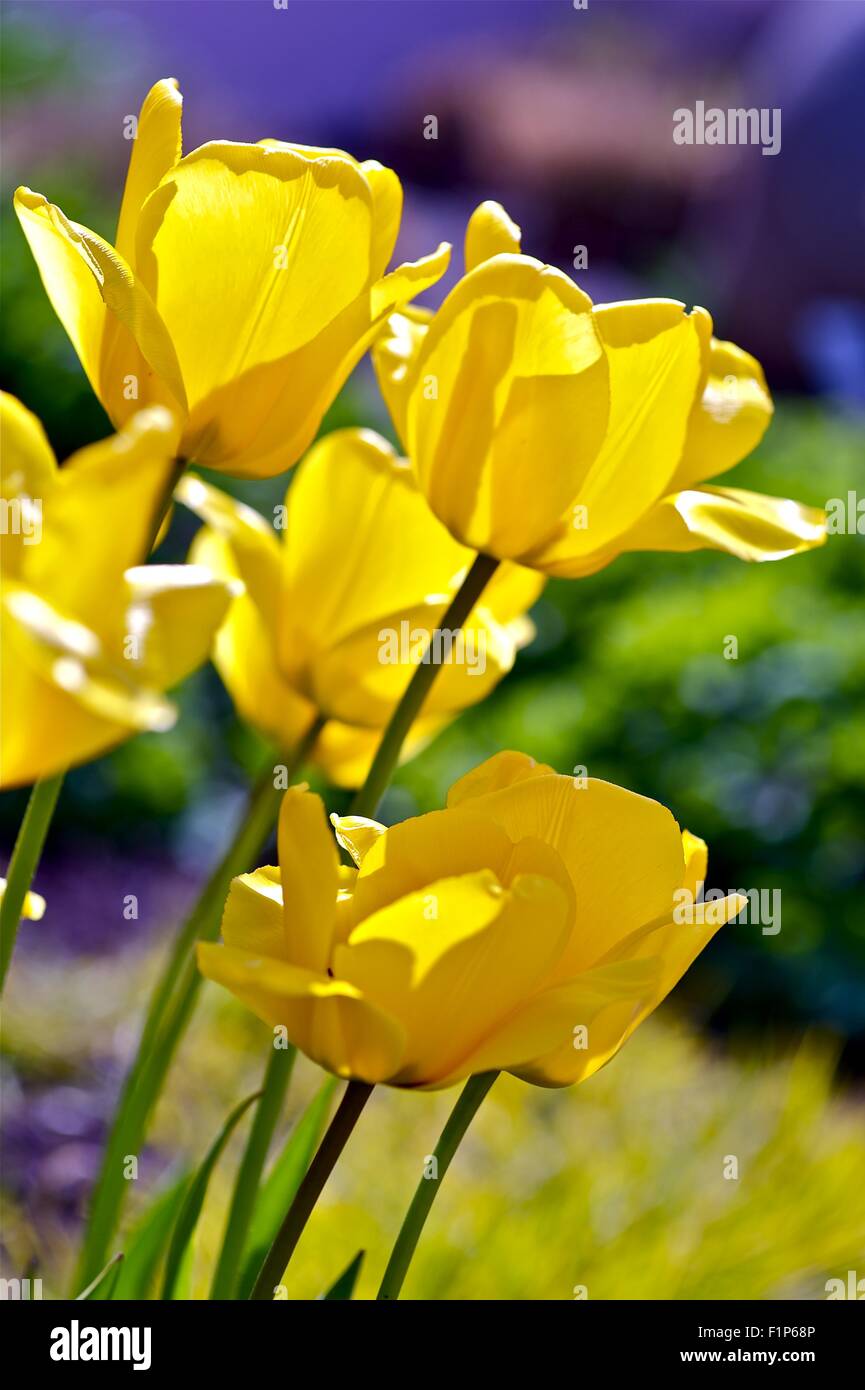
[1,73,828,1304]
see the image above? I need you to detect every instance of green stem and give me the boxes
[74,719,323,1292]
[0,772,64,993]
[350,552,499,818]
[377,1070,499,1301]
[210,1041,296,1300]
[249,1081,373,1300]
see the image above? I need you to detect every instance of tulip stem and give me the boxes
[0,772,64,994]
[74,718,324,1293]
[350,551,500,818]
[210,1040,297,1300]
[377,1070,499,1300]
[249,1080,374,1300]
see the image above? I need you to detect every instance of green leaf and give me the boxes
[320,1250,364,1300]
[111,1174,190,1300]
[75,1252,124,1301]
[237,1077,337,1299]
[161,1090,261,1300]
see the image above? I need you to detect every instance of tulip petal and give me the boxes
[176,474,283,630]
[675,335,773,488]
[447,749,555,809]
[14,188,186,423]
[187,527,322,755]
[221,866,286,959]
[452,770,686,973]
[115,78,183,266]
[526,300,705,570]
[0,585,175,788]
[432,958,661,1090]
[330,815,387,868]
[196,943,406,1083]
[335,868,572,1084]
[121,563,237,689]
[407,255,608,557]
[618,485,827,562]
[372,307,432,452]
[24,407,179,624]
[503,958,664,1088]
[277,787,340,974]
[1,392,57,580]
[464,199,522,271]
[136,141,375,408]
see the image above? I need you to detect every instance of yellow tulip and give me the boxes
[0,393,236,787]
[0,878,45,921]
[198,751,744,1089]
[14,78,450,479]
[176,429,542,786]
[373,200,826,572]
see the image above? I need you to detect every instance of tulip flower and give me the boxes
[0,879,45,921]
[198,751,744,1089]
[176,430,542,787]
[373,200,826,573]
[14,78,450,478]
[0,392,236,787]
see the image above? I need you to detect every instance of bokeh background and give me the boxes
[2,0,864,1300]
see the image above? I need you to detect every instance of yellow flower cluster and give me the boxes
[4,78,824,1099]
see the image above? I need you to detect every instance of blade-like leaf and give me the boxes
[161,1090,261,1299]
[237,1077,337,1299]
[110,1173,190,1300]
[320,1250,364,1300]
[76,1252,124,1301]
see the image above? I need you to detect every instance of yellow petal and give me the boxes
[221,866,286,959]
[447,749,555,809]
[196,943,406,1083]
[449,769,686,974]
[187,527,321,755]
[349,807,519,926]
[361,159,402,278]
[0,877,46,921]
[334,867,572,1085]
[14,188,186,424]
[0,585,175,788]
[371,307,432,452]
[277,786,340,974]
[121,563,237,689]
[618,485,827,562]
[23,406,180,623]
[503,959,664,1088]
[176,474,283,630]
[309,714,449,791]
[330,815,387,868]
[435,958,662,1090]
[406,255,608,557]
[115,78,183,266]
[525,300,705,572]
[136,141,375,409]
[675,334,773,488]
[0,392,57,580]
[310,593,533,727]
[464,199,522,271]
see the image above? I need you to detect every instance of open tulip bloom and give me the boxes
[176,430,542,786]
[14,78,450,478]
[373,201,826,573]
[0,392,235,787]
[198,752,745,1090]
